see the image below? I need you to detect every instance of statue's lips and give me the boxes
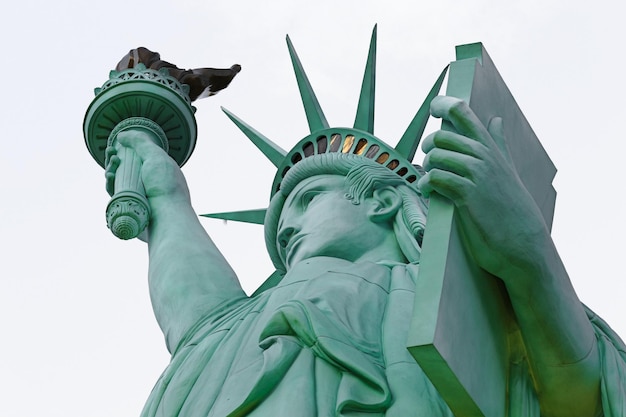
[285,234,307,266]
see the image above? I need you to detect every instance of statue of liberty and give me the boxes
[99,28,626,417]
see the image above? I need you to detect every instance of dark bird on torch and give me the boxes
[116,47,241,102]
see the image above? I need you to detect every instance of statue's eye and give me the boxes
[302,191,320,208]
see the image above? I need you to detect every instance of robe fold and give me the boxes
[141,257,626,416]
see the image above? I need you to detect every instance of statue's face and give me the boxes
[276,175,386,269]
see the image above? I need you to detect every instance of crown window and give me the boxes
[303,142,314,157]
[329,134,342,152]
[387,160,399,169]
[354,138,368,155]
[317,136,328,153]
[365,144,380,159]
[376,152,389,164]
[342,135,355,153]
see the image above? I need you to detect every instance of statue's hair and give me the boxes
[265,153,428,272]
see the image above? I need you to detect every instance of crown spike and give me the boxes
[353,25,377,133]
[200,208,267,225]
[222,107,287,168]
[395,65,449,161]
[286,35,329,133]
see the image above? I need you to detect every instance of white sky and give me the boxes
[1,0,624,415]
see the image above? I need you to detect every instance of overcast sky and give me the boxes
[1,0,624,415]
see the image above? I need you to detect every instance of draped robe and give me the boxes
[140,257,626,416]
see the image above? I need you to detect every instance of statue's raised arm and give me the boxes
[85,47,245,353]
[106,130,247,352]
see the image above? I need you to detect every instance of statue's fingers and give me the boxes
[417,168,471,203]
[416,172,434,198]
[116,130,167,163]
[105,154,120,173]
[104,146,117,167]
[104,155,120,196]
[421,132,437,154]
[423,129,486,159]
[105,171,115,196]
[487,117,514,165]
[430,96,492,146]
[423,147,480,180]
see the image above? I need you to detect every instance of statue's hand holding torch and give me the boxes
[85,49,240,240]
[103,118,171,239]
[84,64,198,240]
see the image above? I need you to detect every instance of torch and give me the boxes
[84,64,197,240]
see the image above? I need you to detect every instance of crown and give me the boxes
[202,26,447,290]
[205,26,446,222]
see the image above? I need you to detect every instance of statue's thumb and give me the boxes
[487,116,513,164]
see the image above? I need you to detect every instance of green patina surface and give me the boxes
[85,29,626,416]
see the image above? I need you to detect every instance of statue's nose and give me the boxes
[277,226,297,249]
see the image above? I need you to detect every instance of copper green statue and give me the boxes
[86,28,626,417]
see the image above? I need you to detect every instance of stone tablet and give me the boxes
[407,43,557,417]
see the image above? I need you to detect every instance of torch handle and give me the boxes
[105,118,169,240]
